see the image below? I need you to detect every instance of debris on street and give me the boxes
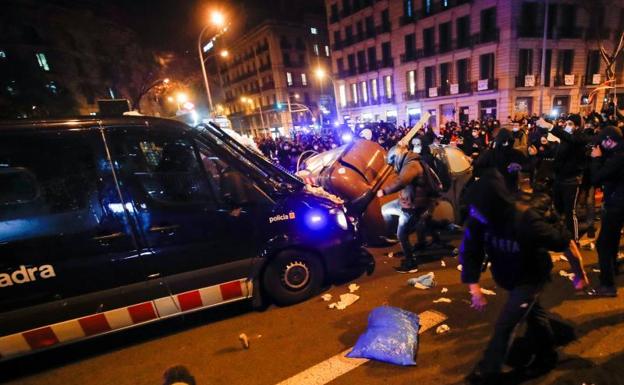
[480,288,497,296]
[559,270,575,281]
[239,333,250,349]
[457,264,463,271]
[348,283,360,293]
[440,260,446,267]
[407,272,435,289]
[321,293,332,302]
[436,324,450,334]
[433,297,452,303]
[441,287,448,294]
[328,293,360,310]
[592,268,601,273]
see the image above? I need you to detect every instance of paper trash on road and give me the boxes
[328,293,360,310]
[457,264,463,271]
[592,268,601,273]
[441,287,448,294]
[436,324,450,334]
[480,288,497,296]
[433,297,452,303]
[239,333,250,349]
[559,270,575,281]
[348,283,360,293]
[321,293,333,301]
[407,272,435,289]
[441,260,446,267]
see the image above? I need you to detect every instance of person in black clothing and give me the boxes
[473,129,527,193]
[461,169,571,385]
[461,127,487,159]
[589,125,624,297]
[378,144,429,273]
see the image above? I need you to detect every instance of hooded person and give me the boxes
[461,169,571,385]
[473,128,528,193]
[588,125,624,297]
[378,144,430,273]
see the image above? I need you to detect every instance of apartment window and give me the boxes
[546,4,557,38]
[425,66,436,89]
[384,75,393,98]
[479,53,495,80]
[456,58,469,85]
[333,30,341,45]
[423,0,432,16]
[283,53,291,66]
[404,33,416,57]
[586,50,601,84]
[351,83,358,103]
[311,27,318,35]
[356,21,364,40]
[313,44,319,56]
[345,25,354,42]
[331,3,339,21]
[371,78,378,100]
[347,54,356,74]
[480,7,497,42]
[518,49,533,77]
[35,52,50,71]
[539,49,552,86]
[407,70,416,95]
[365,16,375,37]
[337,58,345,73]
[456,16,470,48]
[361,81,368,102]
[558,4,576,38]
[439,22,451,53]
[368,47,377,70]
[301,73,307,86]
[357,50,366,73]
[440,62,451,86]
[556,49,574,77]
[404,0,413,18]
[519,2,539,37]
[381,42,391,64]
[286,72,293,86]
[381,9,390,30]
[339,84,347,107]
[423,27,435,56]
[325,45,330,57]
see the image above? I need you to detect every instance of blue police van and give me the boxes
[0,117,372,360]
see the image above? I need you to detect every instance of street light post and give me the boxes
[197,11,228,116]
[314,67,339,126]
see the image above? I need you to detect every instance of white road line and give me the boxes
[276,310,448,385]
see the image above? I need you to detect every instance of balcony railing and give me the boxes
[329,13,340,24]
[473,78,498,91]
[472,28,500,45]
[515,75,539,88]
[376,23,392,35]
[379,58,394,68]
[554,74,578,87]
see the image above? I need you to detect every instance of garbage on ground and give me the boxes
[321,293,332,302]
[239,333,250,349]
[387,252,394,258]
[457,264,463,271]
[433,297,452,303]
[441,287,448,294]
[347,306,420,366]
[328,293,360,310]
[559,270,575,281]
[436,324,450,334]
[550,252,564,262]
[407,272,435,289]
[440,260,446,267]
[348,283,360,293]
[592,268,600,273]
[480,288,497,296]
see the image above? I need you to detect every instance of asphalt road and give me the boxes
[2,238,624,385]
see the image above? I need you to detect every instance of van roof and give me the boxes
[0,116,191,131]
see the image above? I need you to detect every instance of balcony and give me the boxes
[438,40,453,54]
[376,23,391,35]
[379,58,394,68]
[330,13,340,24]
[400,51,419,63]
[556,27,584,39]
[261,81,275,91]
[473,78,498,91]
[515,75,539,88]
[357,65,368,74]
[585,27,611,41]
[381,95,395,104]
[403,91,420,101]
[553,74,578,87]
[472,29,500,45]
[400,16,416,26]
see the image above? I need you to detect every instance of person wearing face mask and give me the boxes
[474,129,527,193]
[463,127,487,159]
[511,122,528,156]
[588,126,624,297]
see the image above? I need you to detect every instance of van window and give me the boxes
[0,132,98,222]
[118,134,214,204]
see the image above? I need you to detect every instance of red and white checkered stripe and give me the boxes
[0,278,251,360]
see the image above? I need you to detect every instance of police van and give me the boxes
[0,117,372,360]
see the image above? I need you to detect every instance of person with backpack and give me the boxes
[378,144,441,273]
[461,169,572,385]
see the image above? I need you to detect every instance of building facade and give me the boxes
[326,0,624,128]
[219,19,334,137]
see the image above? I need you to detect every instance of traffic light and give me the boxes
[276,101,283,110]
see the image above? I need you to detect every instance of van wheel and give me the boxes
[262,249,324,306]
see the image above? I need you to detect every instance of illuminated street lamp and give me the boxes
[220,50,229,58]
[198,10,228,116]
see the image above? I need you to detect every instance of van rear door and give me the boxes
[0,128,144,339]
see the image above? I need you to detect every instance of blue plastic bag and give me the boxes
[346,306,420,366]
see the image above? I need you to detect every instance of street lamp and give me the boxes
[314,67,338,127]
[220,50,229,58]
[198,10,228,116]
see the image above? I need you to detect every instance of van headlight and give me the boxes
[336,210,348,230]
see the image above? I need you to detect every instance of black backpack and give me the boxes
[419,160,444,197]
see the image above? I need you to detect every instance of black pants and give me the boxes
[553,179,580,241]
[596,205,624,288]
[480,284,554,374]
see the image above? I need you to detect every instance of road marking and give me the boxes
[276,310,448,385]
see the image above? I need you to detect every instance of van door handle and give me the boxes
[149,224,179,232]
[92,232,124,241]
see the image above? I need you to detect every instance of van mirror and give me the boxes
[0,167,40,205]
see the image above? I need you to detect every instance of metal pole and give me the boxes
[538,0,549,116]
[253,46,267,132]
[198,25,215,114]
[286,92,293,135]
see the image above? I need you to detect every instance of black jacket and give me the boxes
[460,204,570,290]
[382,152,427,209]
[590,148,624,208]
[550,126,591,181]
